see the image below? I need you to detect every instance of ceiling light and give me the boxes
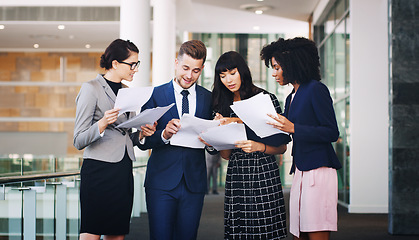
[0,25,5,30]
[253,26,260,30]
[240,4,273,14]
[58,25,65,30]
[85,44,91,49]
[257,0,264,2]
[33,44,39,49]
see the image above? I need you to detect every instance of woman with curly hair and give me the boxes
[261,37,342,240]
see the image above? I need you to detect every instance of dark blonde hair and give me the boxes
[178,40,207,64]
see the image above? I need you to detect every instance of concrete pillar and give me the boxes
[120,0,151,87]
[152,0,176,86]
[389,0,419,235]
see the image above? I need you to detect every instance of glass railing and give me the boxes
[0,155,148,240]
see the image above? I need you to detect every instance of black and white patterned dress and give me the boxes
[224,92,291,240]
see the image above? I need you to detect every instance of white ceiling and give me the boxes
[0,0,320,51]
[192,0,320,21]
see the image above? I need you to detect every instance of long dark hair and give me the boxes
[260,37,321,84]
[100,39,139,70]
[212,51,262,116]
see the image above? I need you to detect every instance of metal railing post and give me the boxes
[56,183,67,240]
[23,188,36,240]
[0,185,4,200]
[132,172,141,217]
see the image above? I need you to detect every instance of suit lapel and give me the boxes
[97,75,116,108]
[97,75,128,123]
[164,80,179,119]
[288,84,306,123]
[195,85,205,118]
[284,88,295,118]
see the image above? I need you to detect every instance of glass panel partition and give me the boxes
[314,0,350,205]
[0,154,148,239]
[0,184,23,240]
[0,176,80,240]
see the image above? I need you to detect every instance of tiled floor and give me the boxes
[126,188,419,240]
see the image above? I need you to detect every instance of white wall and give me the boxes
[313,0,389,213]
[177,2,308,37]
[349,0,389,213]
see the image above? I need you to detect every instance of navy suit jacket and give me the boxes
[284,80,342,173]
[138,81,213,193]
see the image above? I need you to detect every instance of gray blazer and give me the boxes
[73,74,138,163]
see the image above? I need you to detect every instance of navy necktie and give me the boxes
[181,90,189,115]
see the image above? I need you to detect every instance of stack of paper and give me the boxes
[170,114,220,149]
[230,92,288,138]
[200,123,247,151]
[114,86,154,116]
[116,103,174,129]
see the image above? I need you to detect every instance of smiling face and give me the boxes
[174,54,204,89]
[220,68,242,93]
[113,51,139,82]
[271,57,286,86]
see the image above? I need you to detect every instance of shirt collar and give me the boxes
[173,79,196,96]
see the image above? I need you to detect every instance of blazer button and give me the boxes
[122,131,126,136]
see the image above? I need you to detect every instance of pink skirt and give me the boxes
[289,167,338,238]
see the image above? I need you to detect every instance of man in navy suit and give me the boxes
[138,40,213,240]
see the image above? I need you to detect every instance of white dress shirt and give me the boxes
[161,79,197,143]
[173,79,197,117]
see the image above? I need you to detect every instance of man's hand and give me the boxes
[162,119,181,140]
[140,121,158,140]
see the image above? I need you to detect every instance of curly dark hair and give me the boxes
[260,37,321,84]
[100,39,139,70]
[212,51,262,116]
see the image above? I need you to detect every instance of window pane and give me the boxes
[247,35,266,89]
[220,34,236,53]
[336,0,346,21]
[324,34,335,98]
[335,22,346,99]
[314,0,350,206]
[345,14,351,93]
[325,10,335,35]
[335,98,350,204]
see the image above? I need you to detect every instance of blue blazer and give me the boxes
[284,80,342,173]
[138,81,213,193]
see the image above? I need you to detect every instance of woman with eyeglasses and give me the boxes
[73,39,156,240]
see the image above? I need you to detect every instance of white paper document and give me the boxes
[116,103,174,129]
[230,92,288,138]
[200,123,247,151]
[114,87,154,116]
[170,114,220,149]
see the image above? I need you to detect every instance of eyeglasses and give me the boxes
[118,60,140,70]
